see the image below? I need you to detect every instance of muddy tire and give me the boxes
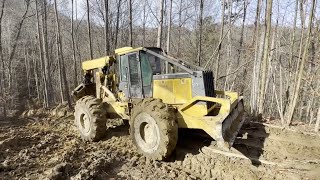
[130,98,178,160]
[74,96,106,141]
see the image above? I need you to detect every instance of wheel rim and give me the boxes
[80,113,91,134]
[134,112,160,153]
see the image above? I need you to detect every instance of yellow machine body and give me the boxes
[73,46,245,149]
[82,56,115,71]
[153,78,192,104]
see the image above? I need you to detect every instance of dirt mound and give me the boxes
[20,102,72,118]
[0,115,319,179]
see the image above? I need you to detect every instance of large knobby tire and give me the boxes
[74,96,106,141]
[130,98,178,160]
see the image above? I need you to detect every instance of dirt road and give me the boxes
[0,114,319,180]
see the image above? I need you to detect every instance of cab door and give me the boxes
[118,52,143,98]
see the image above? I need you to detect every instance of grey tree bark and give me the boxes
[71,0,78,88]
[41,0,53,106]
[104,0,109,54]
[285,0,316,125]
[197,0,204,67]
[165,0,173,73]
[86,0,93,59]
[156,0,164,48]
[54,0,72,108]
[35,0,49,108]
[250,0,262,114]
[215,0,225,88]
[114,0,121,49]
[258,0,273,114]
[128,0,133,47]
[0,0,6,117]
[177,0,183,57]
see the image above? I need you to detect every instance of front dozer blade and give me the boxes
[217,100,246,150]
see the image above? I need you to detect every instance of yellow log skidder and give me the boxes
[72,47,245,160]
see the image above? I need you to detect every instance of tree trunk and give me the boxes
[285,0,316,125]
[32,50,40,100]
[250,0,262,114]
[0,0,6,117]
[54,0,72,108]
[215,0,225,88]
[86,0,93,59]
[252,27,265,114]
[225,0,232,90]
[24,47,31,98]
[236,0,247,67]
[156,0,164,48]
[165,0,173,73]
[114,0,121,49]
[166,0,172,54]
[289,0,299,72]
[197,0,204,67]
[283,0,299,115]
[251,0,261,46]
[104,0,109,54]
[142,0,146,46]
[36,0,49,108]
[128,0,133,46]
[177,0,183,57]
[71,0,78,88]
[258,0,273,114]
[41,0,52,106]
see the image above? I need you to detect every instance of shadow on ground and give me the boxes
[234,122,269,166]
[169,122,269,167]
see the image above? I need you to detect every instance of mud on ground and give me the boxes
[0,113,320,180]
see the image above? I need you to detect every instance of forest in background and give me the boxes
[0,0,319,131]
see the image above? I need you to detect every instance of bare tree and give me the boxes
[251,0,262,46]
[104,0,109,54]
[197,0,204,66]
[285,0,316,125]
[41,0,53,106]
[236,0,247,67]
[177,0,183,57]
[71,0,78,88]
[156,0,164,48]
[250,0,262,114]
[258,0,273,114]
[128,0,133,47]
[86,0,93,59]
[165,0,173,73]
[114,0,122,49]
[215,0,225,88]
[142,0,147,46]
[166,0,172,53]
[0,0,6,117]
[35,0,49,108]
[54,0,72,108]
[7,0,31,90]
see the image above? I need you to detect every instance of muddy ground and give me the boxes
[0,111,320,180]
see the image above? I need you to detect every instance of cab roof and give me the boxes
[114,47,143,55]
[114,47,163,56]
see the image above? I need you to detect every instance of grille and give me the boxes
[203,71,215,97]
[203,71,215,109]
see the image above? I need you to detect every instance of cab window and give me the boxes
[120,55,128,81]
[140,52,153,86]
